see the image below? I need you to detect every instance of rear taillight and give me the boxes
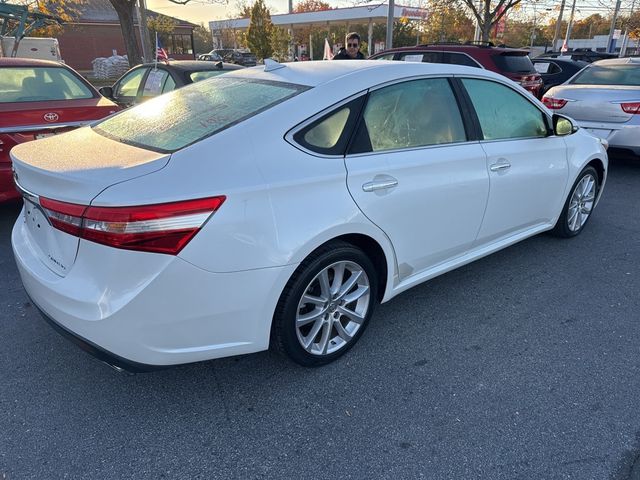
[39,196,226,255]
[542,97,568,109]
[620,102,640,114]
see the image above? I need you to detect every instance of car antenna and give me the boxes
[264,58,285,72]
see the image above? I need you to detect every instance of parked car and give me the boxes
[543,57,640,158]
[369,42,544,98]
[11,60,607,372]
[536,49,618,63]
[197,52,223,62]
[532,57,588,93]
[99,60,244,108]
[214,49,257,67]
[0,58,118,203]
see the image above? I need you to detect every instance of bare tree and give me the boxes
[458,0,524,42]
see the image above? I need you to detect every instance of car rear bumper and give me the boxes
[12,212,298,369]
[578,120,640,152]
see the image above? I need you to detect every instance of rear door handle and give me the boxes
[362,178,398,192]
[490,161,511,172]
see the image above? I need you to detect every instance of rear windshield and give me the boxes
[492,54,536,73]
[0,66,94,103]
[570,64,640,86]
[93,77,308,152]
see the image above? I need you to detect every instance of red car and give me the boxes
[369,42,544,98]
[0,58,118,203]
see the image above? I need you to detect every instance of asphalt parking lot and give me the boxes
[1,156,639,480]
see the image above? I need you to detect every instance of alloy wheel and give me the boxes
[295,261,371,356]
[567,173,597,232]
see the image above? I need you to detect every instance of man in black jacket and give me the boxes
[333,32,365,60]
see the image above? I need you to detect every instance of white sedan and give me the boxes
[11,60,608,371]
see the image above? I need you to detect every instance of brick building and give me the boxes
[58,0,196,71]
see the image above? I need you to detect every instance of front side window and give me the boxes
[570,65,640,86]
[351,78,466,153]
[462,78,548,140]
[142,69,170,98]
[116,68,146,98]
[94,77,308,152]
[0,67,94,103]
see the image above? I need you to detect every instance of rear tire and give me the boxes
[552,166,599,238]
[271,241,378,367]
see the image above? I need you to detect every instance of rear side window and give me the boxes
[570,65,640,86]
[350,78,467,154]
[94,77,308,152]
[443,52,481,68]
[293,96,365,155]
[534,61,561,74]
[462,78,547,140]
[0,67,94,103]
[492,54,536,73]
[399,51,442,63]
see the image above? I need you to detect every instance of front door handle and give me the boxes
[490,161,511,172]
[362,178,398,192]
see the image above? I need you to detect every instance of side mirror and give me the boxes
[99,86,114,99]
[553,114,577,136]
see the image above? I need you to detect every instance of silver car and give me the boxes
[542,57,640,157]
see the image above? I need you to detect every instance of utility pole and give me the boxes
[620,0,636,57]
[607,0,623,53]
[552,0,566,52]
[386,0,394,49]
[562,0,577,53]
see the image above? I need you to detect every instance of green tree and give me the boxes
[247,0,273,60]
[421,0,474,44]
[270,26,291,61]
[147,13,177,47]
[193,23,213,54]
[18,0,83,37]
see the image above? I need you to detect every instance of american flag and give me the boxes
[156,33,168,62]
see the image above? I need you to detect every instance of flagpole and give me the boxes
[154,32,158,70]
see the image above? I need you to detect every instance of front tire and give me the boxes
[552,166,599,238]
[271,241,378,367]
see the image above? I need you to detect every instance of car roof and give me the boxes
[533,57,588,66]
[0,57,68,67]
[592,57,640,66]
[374,43,529,55]
[223,59,508,88]
[139,60,244,72]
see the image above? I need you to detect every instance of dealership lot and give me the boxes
[0,156,639,479]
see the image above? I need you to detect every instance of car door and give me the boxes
[459,77,569,246]
[344,77,490,279]
[534,60,563,91]
[112,66,148,108]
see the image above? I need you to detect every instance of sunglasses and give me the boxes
[347,43,359,48]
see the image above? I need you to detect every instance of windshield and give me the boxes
[0,66,94,103]
[570,64,640,86]
[93,77,308,152]
[492,54,536,74]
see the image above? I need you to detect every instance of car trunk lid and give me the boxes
[11,127,170,277]
[546,85,640,123]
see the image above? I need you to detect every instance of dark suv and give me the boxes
[213,49,257,67]
[370,42,544,98]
